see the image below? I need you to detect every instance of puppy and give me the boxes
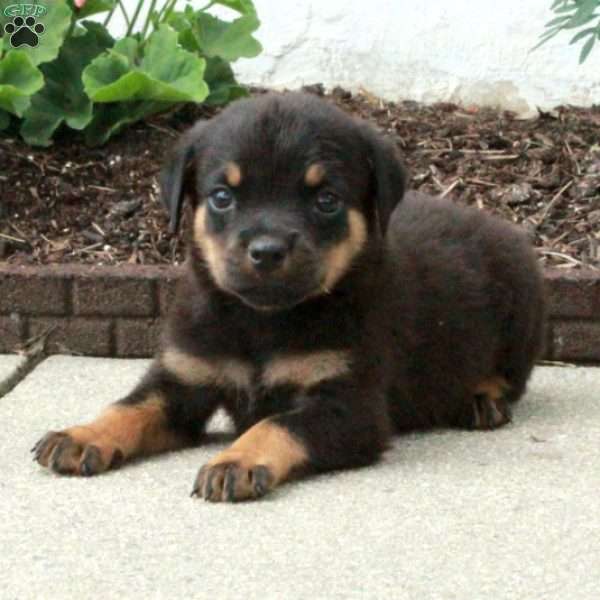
[33,93,546,501]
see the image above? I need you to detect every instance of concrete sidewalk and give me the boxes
[1,356,599,599]
[0,353,24,381]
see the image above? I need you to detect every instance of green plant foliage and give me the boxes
[84,100,168,145]
[83,26,208,103]
[166,5,261,61]
[20,24,114,146]
[1,0,262,146]
[191,12,262,61]
[536,0,600,63]
[10,0,73,66]
[203,56,247,105]
[165,4,260,105]
[0,51,44,116]
[0,109,10,130]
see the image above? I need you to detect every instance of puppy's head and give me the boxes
[161,93,406,311]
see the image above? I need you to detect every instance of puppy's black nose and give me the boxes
[248,235,289,272]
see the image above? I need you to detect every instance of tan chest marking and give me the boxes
[262,350,352,389]
[162,349,252,390]
[164,348,352,393]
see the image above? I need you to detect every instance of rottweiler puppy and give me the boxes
[33,92,546,502]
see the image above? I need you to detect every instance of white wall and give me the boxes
[109,0,600,116]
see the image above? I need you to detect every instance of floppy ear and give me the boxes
[159,123,205,233]
[361,125,407,235]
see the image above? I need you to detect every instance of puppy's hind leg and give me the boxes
[455,376,512,431]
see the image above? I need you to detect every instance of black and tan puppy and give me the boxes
[33,93,546,501]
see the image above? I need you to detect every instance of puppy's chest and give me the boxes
[244,349,354,421]
[163,346,352,412]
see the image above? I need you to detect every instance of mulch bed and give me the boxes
[1,86,599,269]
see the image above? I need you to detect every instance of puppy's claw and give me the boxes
[252,465,272,498]
[193,460,275,503]
[33,429,122,476]
[223,467,236,502]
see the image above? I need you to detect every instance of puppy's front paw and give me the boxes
[191,452,274,502]
[32,428,124,476]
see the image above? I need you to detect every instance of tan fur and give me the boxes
[225,161,242,187]
[262,350,352,389]
[474,376,510,402]
[208,419,308,485]
[322,208,368,291]
[81,394,180,455]
[193,205,227,286]
[36,394,183,473]
[304,163,326,187]
[472,376,511,428]
[162,348,252,389]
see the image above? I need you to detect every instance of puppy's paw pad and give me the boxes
[191,460,273,502]
[32,429,123,476]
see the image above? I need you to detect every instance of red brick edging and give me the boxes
[1,265,599,363]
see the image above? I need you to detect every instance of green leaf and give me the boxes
[564,14,597,29]
[83,25,208,103]
[204,56,247,105]
[579,33,596,62]
[20,23,113,146]
[189,12,262,61]
[5,0,73,66]
[564,3,599,28]
[73,0,117,20]
[80,20,116,48]
[165,10,200,52]
[545,15,572,27]
[0,109,10,129]
[0,51,43,116]
[553,3,579,14]
[111,37,140,64]
[84,100,169,145]
[570,27,597,43]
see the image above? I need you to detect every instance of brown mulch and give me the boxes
[1,86,599,269]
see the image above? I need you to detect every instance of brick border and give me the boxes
[1,264,599,363]
[0,264,180,358]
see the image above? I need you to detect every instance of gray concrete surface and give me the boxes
[0,353,25,384]
[1,356,599,599]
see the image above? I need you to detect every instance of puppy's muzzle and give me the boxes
[247,232,298,274]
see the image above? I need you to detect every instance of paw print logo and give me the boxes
[4,15,45,48]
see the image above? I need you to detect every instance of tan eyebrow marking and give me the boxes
[224,162,242,187]
[304,163,326,187]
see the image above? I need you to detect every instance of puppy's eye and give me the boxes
[208,187,235,212]
[315,191,342,215]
